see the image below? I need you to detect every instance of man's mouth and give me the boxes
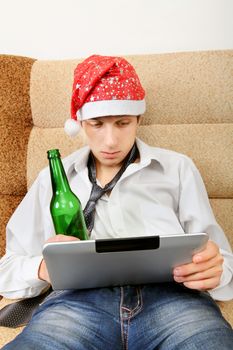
[101,151,120,158]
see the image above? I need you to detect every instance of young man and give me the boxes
[1,55,233,349]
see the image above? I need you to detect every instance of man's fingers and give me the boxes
[183,277,220,291]
[173,240,224,292]
[46,234,80,243]
[174,265,223,283]
[174,255,223,277]
[38,259,51,283]
[192,240,220,263]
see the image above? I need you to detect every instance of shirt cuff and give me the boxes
[22,255,49,289]
[208,261,233,301]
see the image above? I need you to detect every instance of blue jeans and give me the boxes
[2,283,233,349]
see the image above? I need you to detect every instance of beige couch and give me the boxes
[0,50,232,346]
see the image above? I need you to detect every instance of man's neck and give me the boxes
[96,164,122,188]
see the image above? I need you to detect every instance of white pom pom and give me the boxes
[64,119,81,137]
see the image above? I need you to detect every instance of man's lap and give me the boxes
[130,283,233,349]
[2,283,233,350]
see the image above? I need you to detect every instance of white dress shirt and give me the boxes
[0,139,232,300]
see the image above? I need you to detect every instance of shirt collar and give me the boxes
[64,145,90,179]
[73,145,90,172]
[135,138,164,170]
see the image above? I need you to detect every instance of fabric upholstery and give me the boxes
[0,55,35,256]
[0,50,232,346]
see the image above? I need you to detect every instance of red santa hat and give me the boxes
[64,54,146,136]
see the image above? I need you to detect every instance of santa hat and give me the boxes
[64,54,146,136]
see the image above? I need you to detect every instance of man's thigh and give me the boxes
[2,288,123,350]
[129,283,233,350]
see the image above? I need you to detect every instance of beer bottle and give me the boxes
[47,149,89,240]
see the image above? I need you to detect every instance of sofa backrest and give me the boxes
[0,56,35,256]
[0,50,232,256]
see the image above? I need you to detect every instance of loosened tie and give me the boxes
[84,143,139,233]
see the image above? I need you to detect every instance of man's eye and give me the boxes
[90,122,102,127]
[118,122,130,126]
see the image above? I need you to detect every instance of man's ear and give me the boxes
[137,115,142,125]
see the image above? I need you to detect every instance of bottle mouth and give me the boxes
[47,149,61,159]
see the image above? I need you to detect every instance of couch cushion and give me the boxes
[129,51,233,125]
[137,124,233,198]
[210,198,233,248]
[0,55,34,196]
[27,127,86,189]
[30,59,79,129]
[0,55,35,256]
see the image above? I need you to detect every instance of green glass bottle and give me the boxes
[47,149,89,240]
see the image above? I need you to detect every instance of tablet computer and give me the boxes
[42,233,208,290]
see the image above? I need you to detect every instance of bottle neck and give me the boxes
[49,157,71,194]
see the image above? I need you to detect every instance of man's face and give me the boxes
[82,115,140,168]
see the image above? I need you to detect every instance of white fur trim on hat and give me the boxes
[77,99,146,121]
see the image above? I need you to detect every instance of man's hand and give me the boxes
[173,240,223,291]
[38,234,80,283]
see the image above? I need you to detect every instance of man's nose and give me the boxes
[104,127,118,148]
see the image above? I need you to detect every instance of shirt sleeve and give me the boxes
[0,171,53,299]
[178,157,233,301]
